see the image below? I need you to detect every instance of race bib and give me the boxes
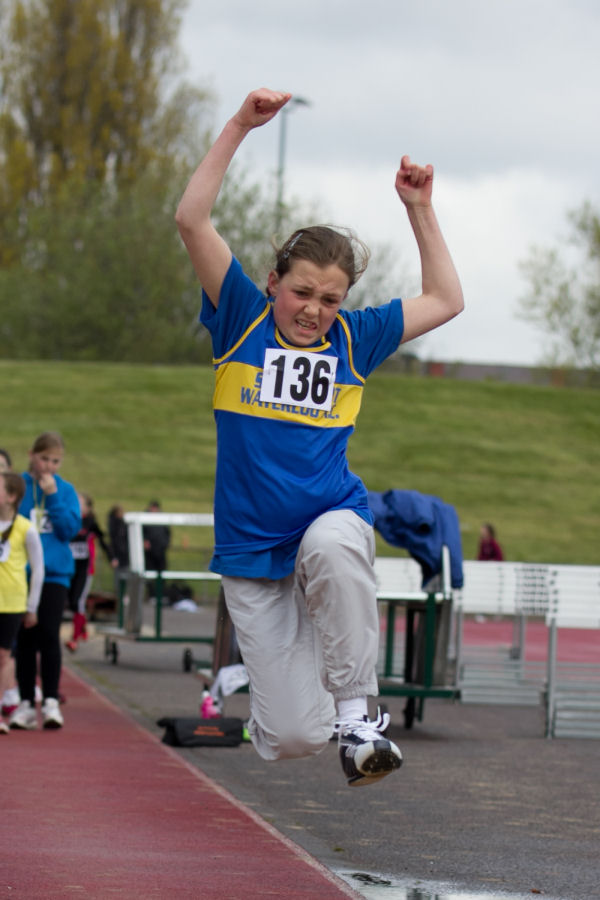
[31,508,52,534]
[260,349,338,412]
[70,541,90,560]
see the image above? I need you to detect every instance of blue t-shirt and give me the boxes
[201,257,404,579]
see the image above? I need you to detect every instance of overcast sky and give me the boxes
[178,0,600,365]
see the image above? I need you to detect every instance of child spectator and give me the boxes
[0,472,44,733]
[10,432,80,730]
[65,493,116,652]
[0,449,12,473]
[0,448,19,716]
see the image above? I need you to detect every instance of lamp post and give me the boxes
[275,96,310,234]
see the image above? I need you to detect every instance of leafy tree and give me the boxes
[0,0,270,362]
[0,162,283,363]
[0,173,202,361]
[0,0,420,363]
[0,0,213,254]
[1,0,188,186]
[519,202,600,370]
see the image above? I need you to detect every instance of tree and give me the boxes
[518,202,600,370]
[0,173,203,361]
[1,0,187,187]
[0,0,247,362]
[0,0,213,259]
[0,158,286,363]
[0,0,421,363]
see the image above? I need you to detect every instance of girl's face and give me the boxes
[268,259,349,346]
[29,446,63,481]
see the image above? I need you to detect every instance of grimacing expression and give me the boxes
[268,259,349,346]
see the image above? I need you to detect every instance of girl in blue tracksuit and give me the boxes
[10,432,81,730]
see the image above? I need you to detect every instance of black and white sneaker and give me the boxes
[337,709,402,786]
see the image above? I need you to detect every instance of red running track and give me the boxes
[383,617,600,663]
[460,619,600,663]
[0,668,358,900]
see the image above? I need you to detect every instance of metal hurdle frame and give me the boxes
[101,512,219,665]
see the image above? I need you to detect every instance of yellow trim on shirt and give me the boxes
[274,329,331,352]
[212,303,272,366]
[336,314,365,384]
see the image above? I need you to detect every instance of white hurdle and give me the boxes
[545,565,600,738]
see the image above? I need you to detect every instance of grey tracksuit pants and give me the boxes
[222,509,380,761]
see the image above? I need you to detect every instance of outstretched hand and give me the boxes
[395,155,433,207]
[234,88,292,131]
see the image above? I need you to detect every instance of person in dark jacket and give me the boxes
[143,501,170,573]
[477,523,504,561]
[108,505,129,569]
[65,493,116,652]
[107,503,130,601]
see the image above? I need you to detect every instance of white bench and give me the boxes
[373,549,457,727]
[100,513,218,664]
[109,514,600,739]
[373,555,425,599]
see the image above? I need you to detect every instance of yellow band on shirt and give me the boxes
[214,361,363,428]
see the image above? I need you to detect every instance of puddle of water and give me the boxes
[335,870,550,900]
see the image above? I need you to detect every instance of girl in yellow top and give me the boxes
[0,472,44,733]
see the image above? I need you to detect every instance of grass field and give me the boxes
[1,360,598,571]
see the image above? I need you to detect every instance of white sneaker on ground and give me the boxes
[9,700,38,730]
[337,708,403,786]
[0,719,9,734]
[41,698,64,729]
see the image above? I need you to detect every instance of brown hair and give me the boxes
[79,492,93,514]
[31,431,65,454]
[272,226,370,290]
[2,472,26,510]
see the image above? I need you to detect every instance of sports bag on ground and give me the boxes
[157,716,244,747]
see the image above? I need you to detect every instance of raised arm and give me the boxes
[175,88,291,306]
[395,156,464,343]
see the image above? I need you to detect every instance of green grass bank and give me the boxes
[1,360,598,566]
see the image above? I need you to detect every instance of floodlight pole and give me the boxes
[275,96,310,235]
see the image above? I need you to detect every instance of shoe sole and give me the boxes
[43,719,63,730]
[360,747,402,774]
[10,721,38,730]
[348,771,394,786]
[347,747,402,786]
